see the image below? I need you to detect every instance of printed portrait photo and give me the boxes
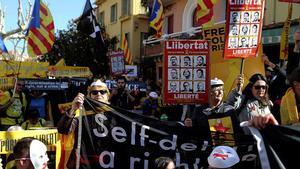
[168,55,179,67]
[168,81,179,93]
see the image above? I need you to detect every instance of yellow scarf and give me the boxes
[280,87,299,125]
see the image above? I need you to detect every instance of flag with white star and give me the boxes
[78,0,105,49]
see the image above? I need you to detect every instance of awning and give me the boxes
[262,25,297,45]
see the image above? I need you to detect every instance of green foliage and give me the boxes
[42,21,112,77]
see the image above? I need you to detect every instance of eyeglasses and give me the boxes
[91,90,108,95]
[254,85,266,90]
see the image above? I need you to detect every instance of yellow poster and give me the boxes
[0,77,15,90]
[203,23,265,96]
[47,66,93,78]
[0,60,49,78]
[0,129,58,154]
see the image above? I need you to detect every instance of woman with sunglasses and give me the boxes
[228,74,273,123]
[57,80,110,168]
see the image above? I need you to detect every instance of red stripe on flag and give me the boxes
[40,22,55,42]
[28,38,42,55]
[154,16,163,27]
[40,3,48,16]
[203,0,214,9]
[197,9,214,25]
[31,29,52,51]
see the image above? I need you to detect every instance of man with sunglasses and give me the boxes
[109,76,135,110]
[0,80,27,131]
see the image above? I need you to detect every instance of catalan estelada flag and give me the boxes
[196,0,218,28]
[280,3,293,60]
[0,36,8,54]
[149,0,164,38]
[26,0,55,57]
[121,33,133,65]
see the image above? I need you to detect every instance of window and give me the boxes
[122,0,130,16]
[125,33,130,47]
[110,3,117,23]
[193,8,201,27]
[164,15,174,34]
[99,11,104,25]
[140,32,149,56]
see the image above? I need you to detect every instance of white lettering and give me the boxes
[99,151,115,168]
[140,125,150,146]
[159,135,177,151]
[166,41,208,50]
[93,114,108,137]
[181,143,197,151]
[111,127,127,143]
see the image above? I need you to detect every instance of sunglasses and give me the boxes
[91,90,107,95]
[254,85,266,90]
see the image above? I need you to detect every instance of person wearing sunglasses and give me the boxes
[228,74,274,125]
[57,80,110,168]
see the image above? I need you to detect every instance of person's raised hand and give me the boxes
[71,93,85,111]
[249,114,278,129]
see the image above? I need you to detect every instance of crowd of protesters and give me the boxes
[1,49,300,168]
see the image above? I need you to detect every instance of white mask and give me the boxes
[30,140,49,169]
[207,146,240,168]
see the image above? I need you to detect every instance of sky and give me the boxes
[1,0,94,51]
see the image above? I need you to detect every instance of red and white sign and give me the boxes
[163,40,210,105]
[224,0,265,59]
[109,51,125,76]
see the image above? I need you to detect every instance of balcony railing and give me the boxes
[144,42,163,58]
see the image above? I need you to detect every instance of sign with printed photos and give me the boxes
[163,40,210,104]
[224,0,265,59]
[109,51,125,76]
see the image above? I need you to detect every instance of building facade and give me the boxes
[95,0,149,66]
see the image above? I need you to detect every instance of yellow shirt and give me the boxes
[0,91,27,125]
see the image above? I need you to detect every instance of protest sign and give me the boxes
[109,51,125,76]
[224,0,264,59]
[163,40,210,104]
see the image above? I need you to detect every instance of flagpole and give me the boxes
[76,106,84,169]
[237,58,245,93]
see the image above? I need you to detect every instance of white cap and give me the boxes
[208,146,240,168]
[7,125,23,132]
[90,80,107,88]
[149,92,158,99]
[210,78,224,86]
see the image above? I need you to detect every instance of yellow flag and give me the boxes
[280,3,293,60]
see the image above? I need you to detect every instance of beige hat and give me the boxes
[210,78,224,86]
